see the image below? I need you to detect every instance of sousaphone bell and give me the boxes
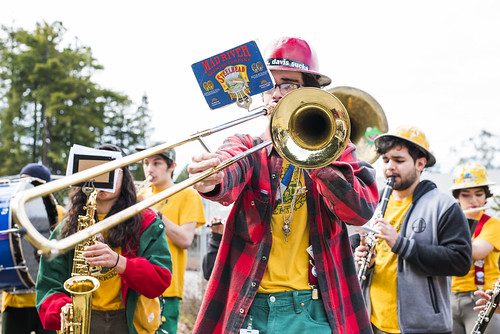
[328,86,387,164]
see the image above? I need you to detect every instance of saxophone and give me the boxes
[61,183,101,334]
[357,176,394,288]
[471,277,500,334]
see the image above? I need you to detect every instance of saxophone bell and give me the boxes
[61,276,100,333]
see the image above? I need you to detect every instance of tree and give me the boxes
[0,21,150,175]
[174,164,189,184]
[450,130,500,170]
[121,94,153,180]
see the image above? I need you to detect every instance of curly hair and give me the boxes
[61,144,142,253]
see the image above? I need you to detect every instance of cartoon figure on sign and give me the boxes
[365,127,382,145]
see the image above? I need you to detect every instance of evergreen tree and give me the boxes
[0,21,150,176]
[451,130,500,170]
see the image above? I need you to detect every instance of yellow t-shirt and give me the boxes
[1,291,36,311]
[258,163,310,293]
[91,215,124,311]
[146,186,205,299]
[57,204,65,223]
[370,195,412,334]
[452,213,500,292]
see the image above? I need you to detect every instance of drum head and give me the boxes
[0,178,58,291]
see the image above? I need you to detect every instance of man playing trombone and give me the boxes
[188,36,379,334]
[352,125,472,334]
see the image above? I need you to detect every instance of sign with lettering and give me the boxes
[192,41,273,110]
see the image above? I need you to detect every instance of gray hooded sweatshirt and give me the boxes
[352,180,472,334]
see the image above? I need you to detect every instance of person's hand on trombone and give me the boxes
[188,152,224,193]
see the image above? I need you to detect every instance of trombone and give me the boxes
[11,87,384,260]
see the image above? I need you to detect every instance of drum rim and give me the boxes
[2,178,58,290]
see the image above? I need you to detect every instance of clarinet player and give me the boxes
[352,125,472,334]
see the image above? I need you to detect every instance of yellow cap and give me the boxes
[450,163,494,190]
[374,125,436,167]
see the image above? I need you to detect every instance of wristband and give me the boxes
[110,253,120,269]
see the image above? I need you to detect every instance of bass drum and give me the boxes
[0,177,58,291]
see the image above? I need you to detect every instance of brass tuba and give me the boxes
[328,86,387,164]
[61,184,101,334]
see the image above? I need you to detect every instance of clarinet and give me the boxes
[357,176,394,287]
[471,277,500,334]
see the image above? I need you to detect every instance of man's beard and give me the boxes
[392,170,419,191]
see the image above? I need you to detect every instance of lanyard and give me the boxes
[474,213,490,289]
[275,164,295,202]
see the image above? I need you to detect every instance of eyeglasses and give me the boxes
[264,82,303,95]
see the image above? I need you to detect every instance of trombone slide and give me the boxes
[11,140,272,260]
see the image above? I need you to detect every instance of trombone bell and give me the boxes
[271,88,350,169]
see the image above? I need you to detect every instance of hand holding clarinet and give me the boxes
[355,177,394,287]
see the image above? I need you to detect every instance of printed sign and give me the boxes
[192,41,273,110]
[66,144,122,192]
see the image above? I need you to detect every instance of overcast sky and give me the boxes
[2,0,500,180]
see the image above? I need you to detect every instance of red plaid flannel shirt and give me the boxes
[193,132,378,334]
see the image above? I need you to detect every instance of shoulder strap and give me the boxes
[474,213,491,289]
[474,213,490,238]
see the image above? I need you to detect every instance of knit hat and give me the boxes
[20,163,51,182]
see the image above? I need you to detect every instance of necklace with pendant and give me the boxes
[280,167,307,241]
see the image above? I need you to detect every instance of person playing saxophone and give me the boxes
[351,125,472,334]
[36,144,172,334]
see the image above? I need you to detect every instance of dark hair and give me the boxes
[376,137,427,164]
[302,73,321,88]
[61,144,142,253]
[162,157,174,169]
[452,186,493,199]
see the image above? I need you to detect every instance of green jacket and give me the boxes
[36,209,172,333]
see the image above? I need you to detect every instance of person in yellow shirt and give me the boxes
[1,163,58,334]
[138,146,205,334]
[450,163,500,334]
[352,125,472,334]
